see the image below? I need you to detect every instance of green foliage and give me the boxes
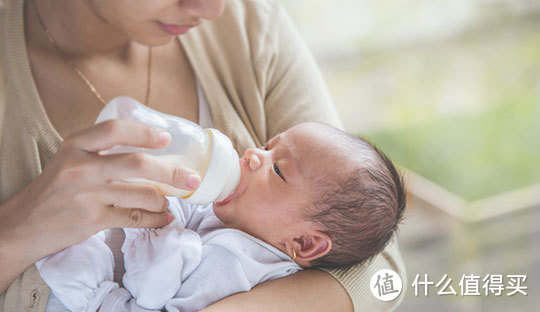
[368,95,540,201]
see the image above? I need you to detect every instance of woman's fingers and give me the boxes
[97,181,170,213]
[105,206,173,229]
[5,121,184,268]
[99,152,201,191]
[66,119,171,153]
[57,119,201,190]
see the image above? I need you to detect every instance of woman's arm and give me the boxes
[0,201,38,295]
[202,269,353,312]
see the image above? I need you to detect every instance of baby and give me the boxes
[36,122,406,312]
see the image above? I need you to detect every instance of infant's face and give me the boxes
[213,123,348,251]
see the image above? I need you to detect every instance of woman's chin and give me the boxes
[131,32,176,48]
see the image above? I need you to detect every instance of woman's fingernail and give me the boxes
[187,174,201,190]
[159,131,171,145]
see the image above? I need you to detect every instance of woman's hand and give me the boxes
[0,119,200,294]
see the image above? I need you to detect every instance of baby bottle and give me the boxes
[95,96,241,205]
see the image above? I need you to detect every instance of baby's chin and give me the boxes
[212,202,251,234]
[212,202,233,225]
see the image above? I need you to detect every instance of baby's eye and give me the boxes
[273,163,285,181]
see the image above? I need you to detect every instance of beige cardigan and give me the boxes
[0,0,407,310]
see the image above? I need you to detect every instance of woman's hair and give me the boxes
[307,130,406,269]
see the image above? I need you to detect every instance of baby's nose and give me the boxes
[244,149,262,171]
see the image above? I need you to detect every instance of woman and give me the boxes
[0,0,406,311]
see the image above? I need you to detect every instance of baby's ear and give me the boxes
[293,231,332,263]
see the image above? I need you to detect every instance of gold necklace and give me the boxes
[30,0,152,106]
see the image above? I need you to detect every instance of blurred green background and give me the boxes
[283,0,540,202]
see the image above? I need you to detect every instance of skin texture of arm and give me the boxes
[0,200,36,295]
[202,269,353,312]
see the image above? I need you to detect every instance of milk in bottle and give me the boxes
[95,96,241,205]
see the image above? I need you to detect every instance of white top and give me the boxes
[38,198,300,312]
[197,80,214,129]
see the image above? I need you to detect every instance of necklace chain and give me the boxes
[30,0,152,106]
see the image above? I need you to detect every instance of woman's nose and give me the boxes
[243,148,263,171]
[179,0,225,20]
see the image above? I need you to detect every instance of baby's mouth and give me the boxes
[215,192,234,206]
[215,180,244,206]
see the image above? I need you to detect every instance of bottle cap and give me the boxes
[185,129,241,204]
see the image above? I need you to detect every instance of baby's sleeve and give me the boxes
[165,230,301,312]
[164,244,251,312]
[122,226,202,310]
[166,196,195,226]
[35,231,118,312]
[167,197,217,231]
[99,288,161,312]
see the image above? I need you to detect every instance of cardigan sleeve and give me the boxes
[252,2,343,137]
[253,2,407,311]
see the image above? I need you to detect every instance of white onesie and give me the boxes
[36,198,301,312]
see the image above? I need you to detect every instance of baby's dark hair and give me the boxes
[307,127,406,269]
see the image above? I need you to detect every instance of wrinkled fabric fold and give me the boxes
[37,198,301,312]
[122,227,202,310]
[36,232,118,312]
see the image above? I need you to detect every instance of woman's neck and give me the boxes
[27,0,133,59]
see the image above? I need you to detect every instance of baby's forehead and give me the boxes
[285,123,376,180]
[286,123,356,158]
[286,122,353,148]
[291,143,354,181]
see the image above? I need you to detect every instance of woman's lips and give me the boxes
[157,21,197,35]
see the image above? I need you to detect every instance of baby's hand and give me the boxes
[122,226,203,310]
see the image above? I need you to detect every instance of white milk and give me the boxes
[96,96,240,204]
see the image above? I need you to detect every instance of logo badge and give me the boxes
[370,269,402,301]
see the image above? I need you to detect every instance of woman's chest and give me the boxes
[28,41,199,139]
